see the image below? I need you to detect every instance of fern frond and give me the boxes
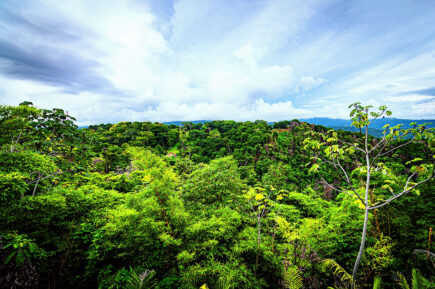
[412,269,430,289]
[283,267,303,289]
[413,249,435,261]
[396,269,433,289]
[126,269,157,289]
[412,269,419,289]
[373,276,382,289]
[217,275,233,289]
[396,272,410,289]
[319,259,353,285]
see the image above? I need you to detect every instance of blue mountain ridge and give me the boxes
[164,118,433,129]
[163,118,434,137]
[80,118,433,138]
[299,117,434,130]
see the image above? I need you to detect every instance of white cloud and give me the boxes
[0,0,434,123]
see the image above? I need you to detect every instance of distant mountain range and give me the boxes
[164,118,433,127]
[299,117,434,130]
[163,118,434,138]
[299,118,434,137]
[163,120,211,126]
[81,118,434,138]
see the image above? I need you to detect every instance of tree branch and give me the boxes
[369,136,386,154]
[375,138,413,160]
[321,178,364,203]
[370,136,396,167]
[369,166,434,210]
[337,139,365,153]
[318,155,364,203]
[330,155,362,199]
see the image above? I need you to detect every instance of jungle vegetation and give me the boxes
[0,101,434,289]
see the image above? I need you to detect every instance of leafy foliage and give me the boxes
[0,101,434,288]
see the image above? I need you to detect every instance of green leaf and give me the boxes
[309,164,320,174]
[255,193,264,201]
[4,251,16,264]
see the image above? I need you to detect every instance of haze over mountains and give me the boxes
[80,117,434,138]
[300,117,435,129]
[161,117,434,137]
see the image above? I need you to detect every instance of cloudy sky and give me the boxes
[0,0,434,125]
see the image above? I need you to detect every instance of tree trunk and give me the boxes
[352,205,369,288]
[32,172,41,196]
[352,125,370,289]
[255,217,261,271]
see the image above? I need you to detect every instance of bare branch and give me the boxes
[32,172,41,196]
[318,154,364,203]
[320,156,349,184]
[337,139,365,153]
[260,190,274,218]
[248,200,257,215]
[369,167,434,210]
[403,172,417,191]
[370,137,396,167]
[10,132,22,153]
[368,109,386,126]
[386,186,396,197]
[371,126,415,161]
[332,154,362,199]
[375,138,413,160]
[369,135,386,154]
[321,178,364,204]
[26,170,60,184]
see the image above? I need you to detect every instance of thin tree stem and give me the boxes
[256,217,261,271]
[352,124,370,289]
[352,205,369,288]
[32,172,41,196]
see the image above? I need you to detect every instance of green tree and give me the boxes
[0,150,59,197]
[304,103,434,288]
[0,102,40,152]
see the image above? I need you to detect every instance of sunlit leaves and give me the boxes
[2,233,41,265]
[308,163,319,174]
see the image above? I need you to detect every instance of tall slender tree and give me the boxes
[304,103,434,288]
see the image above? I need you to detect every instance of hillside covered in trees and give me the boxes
[0,102,434,289]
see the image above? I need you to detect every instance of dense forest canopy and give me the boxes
[0,102,434,289]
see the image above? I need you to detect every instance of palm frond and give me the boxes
[283,267,303,289]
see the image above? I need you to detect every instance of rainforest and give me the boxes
[0,101,433,289]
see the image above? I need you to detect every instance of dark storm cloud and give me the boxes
[0,5,85,43]
[0,40,113,92]
[0,3,120,95]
